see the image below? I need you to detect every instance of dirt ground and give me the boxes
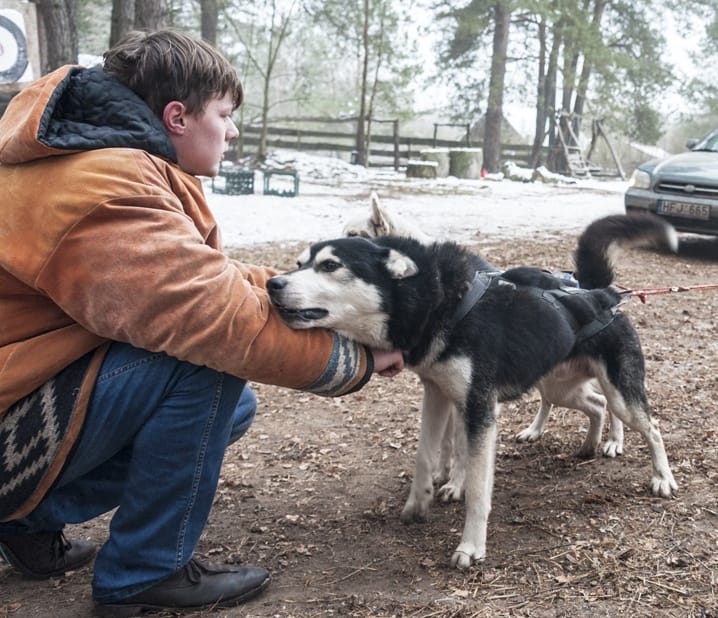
[1,233,717,618]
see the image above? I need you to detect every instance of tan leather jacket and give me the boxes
[0,66,370,520]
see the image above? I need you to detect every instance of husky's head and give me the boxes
[342,192,434,245]
[267,237,419,349]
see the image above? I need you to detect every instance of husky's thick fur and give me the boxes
[267,217,678,569]
[345,194,614,465]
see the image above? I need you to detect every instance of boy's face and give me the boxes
[166,92,239,177]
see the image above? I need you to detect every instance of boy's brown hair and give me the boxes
[103,29,244,118]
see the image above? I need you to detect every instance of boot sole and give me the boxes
[93,574,270,617]
[0,542,96,580]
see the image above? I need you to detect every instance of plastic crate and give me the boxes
[211,170,255,195]
[263,169,299,197]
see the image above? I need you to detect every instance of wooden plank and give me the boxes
[234,125,543,169]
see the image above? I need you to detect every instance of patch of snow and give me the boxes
[206,150,628,248]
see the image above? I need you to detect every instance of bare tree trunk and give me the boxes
[560,50,579,119]
[365,2,387,166]
[110,0,134,47]
[32,0,77,73]
[259,56,271,159]
[545,20,562,171]
[355,0,370,166]
[482,2,511,174]
[201,0,219,45]
[135,0,167,31]
[257,0,295,159]
[529,17,547,168]
[561,0,589,143]
[572,0,608,135]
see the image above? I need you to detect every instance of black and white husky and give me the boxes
[344,195,618,475]
[343,195,675,483]
[267,217,678,569]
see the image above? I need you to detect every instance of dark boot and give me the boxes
[0,530,96,579]
[93,557,270,617]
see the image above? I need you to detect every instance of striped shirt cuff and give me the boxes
[301,334,373,396]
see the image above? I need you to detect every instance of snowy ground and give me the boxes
[205,150,629,248]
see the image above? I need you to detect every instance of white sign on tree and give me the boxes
[0,2,40,87]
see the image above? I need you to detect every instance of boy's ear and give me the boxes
[162,101,187,135]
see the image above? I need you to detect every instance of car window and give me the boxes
[691,129,718,152]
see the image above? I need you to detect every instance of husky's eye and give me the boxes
[318,260,341,273]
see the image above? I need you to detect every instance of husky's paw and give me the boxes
[437,480,464,503]
[450,542,485,570]
[575,439,598,460]
[602,439,623,458]
[650,474,678,499]
[400,495,431,523]
[432,464,451,486]
[515,427,542,443]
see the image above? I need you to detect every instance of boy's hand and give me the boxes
[371,349,404,377]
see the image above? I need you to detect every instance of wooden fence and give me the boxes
[230,119,540,169]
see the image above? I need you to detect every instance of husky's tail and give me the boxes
[574,213,678,289]
[673,235,718,261]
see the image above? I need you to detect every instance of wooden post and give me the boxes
[393,119,400,171]
[433,124,438,148]
[597,120,626,180]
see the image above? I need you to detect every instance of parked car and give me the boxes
[624,129,718,235]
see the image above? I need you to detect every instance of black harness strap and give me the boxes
[452,271,505,324]
[451,271,617,344]
[540,287,617,343]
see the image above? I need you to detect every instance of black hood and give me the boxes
[37,66,177,162]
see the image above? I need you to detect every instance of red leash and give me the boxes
[616,283,718,304]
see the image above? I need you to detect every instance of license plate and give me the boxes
[657,200,710,220]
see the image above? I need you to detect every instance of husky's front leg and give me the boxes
[434,406,454,485]
[401,380,453,523]
[451,410,498,569]
[437,409,466,502]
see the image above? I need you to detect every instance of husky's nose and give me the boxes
[267,276,287,292]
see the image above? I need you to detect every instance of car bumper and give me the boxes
[624,188,718,235]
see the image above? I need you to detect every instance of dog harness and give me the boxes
[453,270,618,344]
[538,286,618,344]
[451,271,505,324]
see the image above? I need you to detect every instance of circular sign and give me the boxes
[0,14,29,83]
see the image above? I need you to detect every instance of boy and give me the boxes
[0,30,402,616]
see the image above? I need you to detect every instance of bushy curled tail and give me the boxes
[574,213,678,289]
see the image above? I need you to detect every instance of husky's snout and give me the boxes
[266,275,291,309]
[267,275,328,323]
[267,275,288,294]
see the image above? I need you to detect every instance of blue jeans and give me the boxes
[0,343,257,603]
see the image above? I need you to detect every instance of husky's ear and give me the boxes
[370,192,391,236]
[385,248,418,279]
[370,191,381,215]
[296,246,311,267]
